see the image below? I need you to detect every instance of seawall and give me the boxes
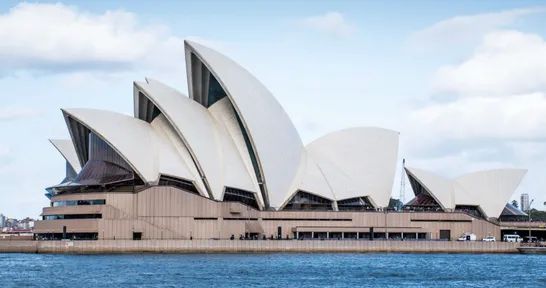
[0,240,520,254]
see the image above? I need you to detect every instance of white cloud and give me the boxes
[410,8,543,49]
[409,93,546,140]
[0,106,42,120]
[0,3,183,74]
[405,25,546,207]
[298,12,355,37]
[409,29,546,143]
[431,30,546,96]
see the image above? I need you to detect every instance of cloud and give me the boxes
[298,12,355,37]
[431,30,546,96]
[409,93,546,141]
[404,26,546,208]
[0,106,42,121]
[0,3,183,75]
[410,8,543,49]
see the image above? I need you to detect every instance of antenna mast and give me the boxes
[398,158,406,211]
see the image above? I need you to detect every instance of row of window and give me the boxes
[43,214,102,220]
[52,199,106,207]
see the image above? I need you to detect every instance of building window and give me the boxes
[283,191,333,211]
[43,214,102,220]
[158,176,199,194]
[207,73,227,107]
[337,197,374,211]
[52,199,106,207]
[223,187,260,210]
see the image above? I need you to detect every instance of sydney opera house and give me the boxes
[34,41,527,241]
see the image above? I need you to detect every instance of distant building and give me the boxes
[521,193,530,212]
[0,214,5,228]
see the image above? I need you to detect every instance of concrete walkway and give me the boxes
[0,240,520,254]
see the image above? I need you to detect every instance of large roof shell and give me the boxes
[405,167,452,210]
[406,167,527,218]
[134,78,224,199]
[208,97,262,206]
[62,108,197,187]
[305,127,400,208]
[184,40,306,209]
[49,139,82,174]
[453,169,527,218]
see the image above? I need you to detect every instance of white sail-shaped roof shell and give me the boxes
[134,79,224,199]
[184,40,306,209]
[305,127,400,208]
[208,97,262,205]
[49,139,82,174]
[405,167,527,218]
[279,153,337,208]
[405,167,452,210]
[62,108,197,188]
[133,79,261,205]
[453,169,527,219]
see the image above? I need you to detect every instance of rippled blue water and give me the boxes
[1,253,545,287]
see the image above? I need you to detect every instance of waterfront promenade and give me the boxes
[0,240,520,254]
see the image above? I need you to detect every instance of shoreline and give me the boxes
[0,240,521,254]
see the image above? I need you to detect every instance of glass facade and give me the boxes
[207,73,227,107]
[223,187,260,210]
[43,214,102,220]
[72,132,135,186]
[158,176,199,194]
[337,197,374,211]
[283,191,333,211]
[52,199,106,207]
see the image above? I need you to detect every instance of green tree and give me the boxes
[529,209,546,222]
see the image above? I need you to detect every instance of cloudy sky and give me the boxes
[1,0,546,218]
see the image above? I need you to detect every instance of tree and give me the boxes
[511,200,518,208]
[530,209,546,222]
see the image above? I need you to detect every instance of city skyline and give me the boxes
[1,0,546,218]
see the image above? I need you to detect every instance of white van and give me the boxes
[503,234,522,242]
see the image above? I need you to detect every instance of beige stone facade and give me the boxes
[35,186,502,241]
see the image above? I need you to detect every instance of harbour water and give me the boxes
[1,253,545,287]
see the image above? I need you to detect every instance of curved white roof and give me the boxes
[280,153,336,208]
[185,40,306,209]
[134,78,224,199]
[209,97,262,204]
[406,167,527,217]
[62,108,196,186]
[405,167,452,209]
[49,139,82,173]
[149,114,207,196]
[306,127,400,208]
[453,169,527,218]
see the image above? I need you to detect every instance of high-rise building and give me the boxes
[521,193,530,212]
[0,214,5,228]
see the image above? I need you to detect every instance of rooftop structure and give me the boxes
[405,168,527,219]
[46,40,400,212]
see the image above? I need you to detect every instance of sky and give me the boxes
[1,0,546,218]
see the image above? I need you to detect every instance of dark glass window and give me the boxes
[223,187,259,210]
[337,197,374,211]
[52,199,106,207]
[43,214,102,220]
[207,74,227,107]
[455,205,486,219]
[283,191,333,211]
[158,176,199,194]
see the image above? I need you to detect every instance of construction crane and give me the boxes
[398,159,406,211]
